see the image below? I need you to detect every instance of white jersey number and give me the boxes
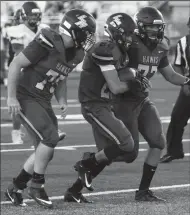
[138,64,157,78]
[35,69,65,93]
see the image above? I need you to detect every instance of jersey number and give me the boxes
[138,64,157,78]
[35,69,65,93]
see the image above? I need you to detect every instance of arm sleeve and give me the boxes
[22,40,48,64]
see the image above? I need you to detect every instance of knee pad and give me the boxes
[149,132,166,150]
[119,135,134,152]
[114,147,139,163]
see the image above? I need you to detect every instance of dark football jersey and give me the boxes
[78,40,129,103]
[118,34,170,99]
[17,28,85,102]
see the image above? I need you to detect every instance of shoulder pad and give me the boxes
[91,41,115,65]
[158,37,170,51]
[35,28,55,49]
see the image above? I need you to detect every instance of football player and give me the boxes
[63,13,138,203]
[5,9,96,208]
[5,2,54,145]
[112,6,190,201]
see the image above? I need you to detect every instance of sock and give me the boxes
[91,163,106,178]
[31,172,45,186]
[139,163,157,191]
[14,169,32,190]
[69,178,83,193]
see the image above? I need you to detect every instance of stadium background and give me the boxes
[1,1,190,215]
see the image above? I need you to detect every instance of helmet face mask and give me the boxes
[135,7,165,45]
[104,13,136,52]
[59,9,96,52]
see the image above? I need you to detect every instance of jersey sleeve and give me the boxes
[34,28,54,50]
[158,55,169,69]
[91,41,115,66]
[22,28,54,64]
[22,39,48,64]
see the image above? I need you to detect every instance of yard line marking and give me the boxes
[0,104,80,110]
[1,115,190,127]
[1,184,189,204]
[1,139,190,146]
[0,146,148,153]
[0,97,78,103]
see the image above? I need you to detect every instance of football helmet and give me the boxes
[134,6,165,44]
[59,9,96,52]
[104,13,136,52]
[21,1,42,28]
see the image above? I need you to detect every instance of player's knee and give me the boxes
[150,132,166,150]
[119,135,134,152]
[124,149,139,163]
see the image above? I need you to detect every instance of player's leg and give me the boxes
[65,126,109,203]
[74,103,134,190]
[160,89,190,162]
[5,114,41,207]
[113,100,140,163]
[28,102,59,208]
[20,100,59,208]
[136,99,166,202]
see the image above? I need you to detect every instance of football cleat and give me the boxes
[11,130,24,144]
[58,130,66,141]
[28,186,53,208]
[74,161,93,191]
[160,153,184,163]
[5,181,27,207]
[64,188,93,203]
[135,189,166,202]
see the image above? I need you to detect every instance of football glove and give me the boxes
[133,72,152,91]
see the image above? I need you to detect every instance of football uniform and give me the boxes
[113,35,169,162]
[79,40,132,152]
[5,23,49,50]
[17,28,85,147]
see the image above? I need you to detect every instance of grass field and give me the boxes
[1,73,190,215]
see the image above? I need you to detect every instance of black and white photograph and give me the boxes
[0,1,190,214]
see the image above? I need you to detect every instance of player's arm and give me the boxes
[158,55,189,86]
[8,52,31,99]
[100,64,129,94]
[92,43,129,94]
[54,77,67,107]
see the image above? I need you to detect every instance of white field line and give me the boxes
[0,104,80,110]
[0,146,147,153]
[1,139,190,146]
[1,115,190,127]
[0,97,78,102]
[1,184,189,204]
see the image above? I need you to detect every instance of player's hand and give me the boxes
[7,97,21,116]
[182,84,190,96]
[60,104,68,119]
[134,73,152,90]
